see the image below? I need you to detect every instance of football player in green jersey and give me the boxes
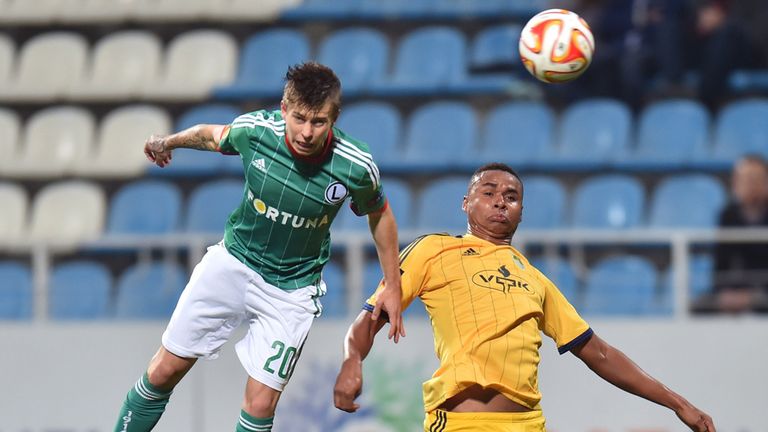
[113,62,405,432]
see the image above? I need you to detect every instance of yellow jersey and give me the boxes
[365,233,592,412]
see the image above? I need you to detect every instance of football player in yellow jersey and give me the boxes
[334,163,715,432]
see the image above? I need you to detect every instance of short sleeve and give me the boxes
[538,270,592,354]
[218,119,251,155]
[349,171,386,216]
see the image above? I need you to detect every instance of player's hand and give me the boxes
[334,359,363,413]
[371,282,405,343]
[675,402,715,432]
[144,134,173,168]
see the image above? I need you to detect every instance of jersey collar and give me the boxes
[284,129,335,164]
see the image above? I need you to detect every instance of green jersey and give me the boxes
[217,109,385,290]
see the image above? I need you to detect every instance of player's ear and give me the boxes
[280,100,288,116]
[462,195,468,212]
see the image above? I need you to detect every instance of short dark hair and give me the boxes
[469,163,523,192]
[283,62,342,119]
[737,153,768,171]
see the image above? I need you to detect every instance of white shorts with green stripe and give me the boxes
[161,243,324,391]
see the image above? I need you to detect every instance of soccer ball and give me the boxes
[518,9,595,83]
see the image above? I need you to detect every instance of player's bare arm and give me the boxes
[367,205,406,343]
[572,333,716,432]
[144,124,227,168]
[333,310,387,413]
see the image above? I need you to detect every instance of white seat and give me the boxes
[0,32,88,102]
[29,181,105,248]
[0,107,21,174]
[213,0,300,21]
[141,30,236,101]
[69,31,162,100]
[76,105,170,178]
[57,0,134,24]
[0,182,28,243]
[0,34,15,85]
[132,0,222,22]
[0,0,61,24]
[4,106,95,178]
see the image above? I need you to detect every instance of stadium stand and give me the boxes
[648,174,727,228]
[185,179,244,233]
[0,262,33,320]
[416,176,470,231]
[49,260,112,320]
[711,98,768,161]
[582,255,664,316]
[403,101,477,168]
[0,182,28,243]
[319,261,347,317]
[556,98,633,167]
[28,181,106,246]
[480,101,556,167]
[0,34,14,85]
[114,261,186,319]
[571,175,645,229]
[108,180,183,235]
[518,176,566,230]
[0,107,21,174]
[335,101,402,168]
[317,27,390,95]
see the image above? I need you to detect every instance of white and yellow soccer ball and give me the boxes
[518,9,595,83]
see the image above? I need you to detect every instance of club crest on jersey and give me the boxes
[512,254,525,270]
[324,181,348,204]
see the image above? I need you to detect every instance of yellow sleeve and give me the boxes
[537,269,593,354]
[363,234,433,315]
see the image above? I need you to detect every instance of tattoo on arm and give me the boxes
[168,125,219,152]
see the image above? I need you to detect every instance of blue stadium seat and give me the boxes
[0,262,32,320]
[572,175,645,229]
[114,262,187,319]
[519,176,566,230]
[149,104,241,176]
[663,254,714,309]
[481,102,556,166]
[186,179,245,233]
[557,99,632,166]
[320,261,346,318]
[530,256,580,308]
[416,176,468,231]
[214,29,310,100]
[633,99,711,166]
[403,101,477,167]
[711,99,768,162]
[317,28,389,94]
[108,180,182,234]
[333,177,414,232]
[372,27,467,94]
[583,255,662,316]
[49,261,111,320]
[335,102,402,167]
[649,175,727,228]
[470,24,522,71]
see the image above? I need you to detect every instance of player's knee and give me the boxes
[243,394,279,418]
[146,357,190,390]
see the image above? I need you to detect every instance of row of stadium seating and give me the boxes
[0,172,729,247]
[0,26,525,102]
[1,252,708,320]
[2,97,767,178]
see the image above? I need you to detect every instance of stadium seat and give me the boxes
[114,261,187,319]
[372,26,467,94]
[108,180,182,235]
[317,27,389,94]
[649,175,727,228]
[143,30,237,101]
[711,99,768,161]
[0,0,59,25]
[403,101,477,167]
[214,0,300,21]
[634,99,711,166]
[557,99,632,166]
[185,179,245,233]
[530,256,580,307]
[57,0,135,24]
[0,107,21,173]
[480,101,556,166]
[335,102,402,167]
[518,176,566,230]
[49,261,112,320]
[571,175,645,229]
[214,29,310,100]
[132,0,217,22]
[0,32,88,101]
[69,31,162,100]
[78,105,170,178]
[149,104,241,177]
[0,182,28,243]
[0,262,33,320]
[320,261,347,317]
[663,254,714,309]
[29,181,106,247]
[583,255,662,316]
[333,177,413,232]
[470,24,523,71]
[4,106,95,178]
[416,176,469,232]
[0,34,14,85]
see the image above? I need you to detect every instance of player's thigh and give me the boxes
[162,243,250,359]
[235,279,321,391]
[424,410,545,432]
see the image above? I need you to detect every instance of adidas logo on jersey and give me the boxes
[462,248,479,256]
[251,158,266,172]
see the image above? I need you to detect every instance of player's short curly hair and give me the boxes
[283,62,342,120]
[469,163,523,192]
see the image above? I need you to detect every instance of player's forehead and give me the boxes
[286,100,334,120]
[469,170,522,192]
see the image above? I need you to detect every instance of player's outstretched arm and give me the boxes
[571,333,716,432]
[334,310,387,413]
[367,205,406,343]
[144,124,227,168]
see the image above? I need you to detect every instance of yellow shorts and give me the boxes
[424,409,545,432]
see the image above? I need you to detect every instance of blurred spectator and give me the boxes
[703,155,768,314]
